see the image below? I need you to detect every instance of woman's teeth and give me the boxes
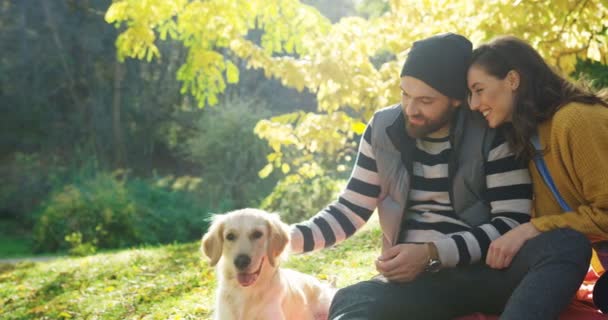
[483,110,490,117]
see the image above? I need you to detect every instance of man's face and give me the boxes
[400,76,461,138]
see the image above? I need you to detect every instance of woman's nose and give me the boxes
[468,95,480,111]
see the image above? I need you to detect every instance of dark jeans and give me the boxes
[329,228,592,320]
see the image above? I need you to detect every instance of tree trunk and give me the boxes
[112,60,126,168]
[41,1,99,164]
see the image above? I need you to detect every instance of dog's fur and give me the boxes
[202,208,335,320]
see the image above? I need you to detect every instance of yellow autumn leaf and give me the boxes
[351,121,367,135]
[104,2,127,23]
[226,61,239,84]
[259,164,274,178]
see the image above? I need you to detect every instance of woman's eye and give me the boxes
[226,233,236,241]
[475,88,484,95]
[251,231,263,239]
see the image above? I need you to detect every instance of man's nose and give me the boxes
[404,100,419,117]
[234,254,251,270]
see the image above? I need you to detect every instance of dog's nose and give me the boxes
[234,254,251,270]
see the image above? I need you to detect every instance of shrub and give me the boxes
[64,232,97,256]
[127,176,210,245]
[33,172,213,254]
[33,172,138,252]
[260,174,344,223]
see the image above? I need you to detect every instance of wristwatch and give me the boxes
[425,242,442,273]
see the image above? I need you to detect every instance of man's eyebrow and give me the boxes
[408,94,436,100]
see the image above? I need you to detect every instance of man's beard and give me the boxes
[405,107,455,139]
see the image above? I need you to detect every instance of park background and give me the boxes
[1,0,607,318]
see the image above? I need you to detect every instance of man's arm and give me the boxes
[433,133,533,267]
[290,122,381,253]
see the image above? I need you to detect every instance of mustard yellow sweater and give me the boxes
[530,102,608,241]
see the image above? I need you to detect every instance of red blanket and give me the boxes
[455,268,607,320]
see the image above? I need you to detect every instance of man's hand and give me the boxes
[375,243,428,283]
[486,222,541,269]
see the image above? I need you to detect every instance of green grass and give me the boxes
[0,220,382,319]
[0,235,32,259]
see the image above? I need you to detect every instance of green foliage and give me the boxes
[0,220,382,319]
[573,58,608,89]
[261,175,344,223]
[127,176,209,244]
[33,172,138,253]
[184,96,277,208]
[33,172,211,254]
[64,232,98,257]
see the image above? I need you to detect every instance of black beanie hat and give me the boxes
[400,33,472,100]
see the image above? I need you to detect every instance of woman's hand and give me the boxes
[486,222,541,269]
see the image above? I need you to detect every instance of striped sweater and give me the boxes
[290,122,533,267]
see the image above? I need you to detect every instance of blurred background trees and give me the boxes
[1,0,607,256]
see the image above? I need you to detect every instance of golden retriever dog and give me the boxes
[202,208,335,320]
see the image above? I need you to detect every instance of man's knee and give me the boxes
[329,286,354,313]
[329,280,384,320]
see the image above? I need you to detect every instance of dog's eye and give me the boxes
[226,233,236,241]
[251,230,263,239]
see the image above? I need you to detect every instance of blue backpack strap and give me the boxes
[531,134,573,212]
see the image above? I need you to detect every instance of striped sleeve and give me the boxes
[290,122,380,253]
[434,134,532,267]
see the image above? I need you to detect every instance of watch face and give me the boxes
[426,259,441,273]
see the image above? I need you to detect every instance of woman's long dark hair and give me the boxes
[470,36,608,162]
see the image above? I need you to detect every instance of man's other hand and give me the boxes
[375,243,428,283]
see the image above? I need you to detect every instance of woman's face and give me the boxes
[467,64,518,128]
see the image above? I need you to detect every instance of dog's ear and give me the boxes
[266,213,290,267]
[202,214,225,266]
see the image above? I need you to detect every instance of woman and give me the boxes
[467,35,608,314]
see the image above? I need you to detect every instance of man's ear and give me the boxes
[507,70,520,91]
[266,213,289,267]
[201,215,225,266]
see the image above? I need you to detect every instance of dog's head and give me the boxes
[201,208,289,287]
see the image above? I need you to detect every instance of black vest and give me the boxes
[369,104,496,250]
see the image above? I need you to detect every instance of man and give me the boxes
[290,33,591,319]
